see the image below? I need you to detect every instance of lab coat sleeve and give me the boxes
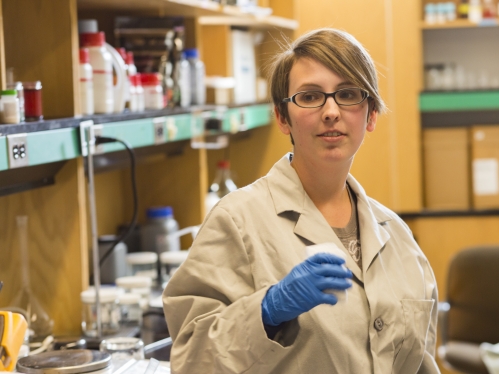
[163,206,292,374]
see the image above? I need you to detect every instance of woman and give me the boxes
[163,28,440,374]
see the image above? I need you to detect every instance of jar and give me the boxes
[0,89,20,124]
[80,32,114,114]
[23,81,43,121]
[140,73,164,110]
[80,288,120,337]
[115,276,152,310]
[17,350,112,374]
[140,206,180,257]
[117,292,142,328]
[79,48,94,115]
[160,250,189,286]
[125,251,158,281]
[6,82,25,122]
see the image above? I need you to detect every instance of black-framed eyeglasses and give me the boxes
[282,88,369,108]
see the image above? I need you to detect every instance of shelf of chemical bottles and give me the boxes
[77,0,298,31]
[420,90,499,112]
[421,17,499,29]
[0,103,272,172]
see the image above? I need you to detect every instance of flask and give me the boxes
[80,32,114,114]
[205,160,238,214]
[0,89,20,124]
[79,48,94,115]
[184,48,206,105]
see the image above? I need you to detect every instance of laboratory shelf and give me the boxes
[0,103,272,170]
[419,90,499,112]
[421,18,499,30]
[0,137,7,171]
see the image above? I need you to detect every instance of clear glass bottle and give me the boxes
[205,160,237,215]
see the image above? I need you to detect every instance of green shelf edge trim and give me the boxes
[28,128,80,166]
[0,104,273,169]
[420,91,499,112]
[0,137,7,171]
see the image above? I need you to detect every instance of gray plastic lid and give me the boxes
[17,349,111,374]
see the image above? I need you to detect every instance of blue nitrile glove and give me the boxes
[261,252,352,326]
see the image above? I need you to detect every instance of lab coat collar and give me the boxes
[267,154,391,278]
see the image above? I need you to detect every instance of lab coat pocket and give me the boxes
[392,299,434,374]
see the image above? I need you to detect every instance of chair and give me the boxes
[438,245,499,374]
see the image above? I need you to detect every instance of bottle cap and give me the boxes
[1,89,17,96]
[184,48,199,59]
[118,293,141,305]
[146,206,173,218]
[79,48,90,64]
[126,51,135,65]
[130,74,141,87]
[140,73,160,86]
[118,47,127,61]
[80,32,106,47]
[126,252,158,265]
[160,250,189,265]
[217,160,230,169]
[80,287,120,304]
[116,276,152,289]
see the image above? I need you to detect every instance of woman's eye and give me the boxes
[302,93,320,102]
[338,90,356,99]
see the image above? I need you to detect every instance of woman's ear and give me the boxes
[275,105,291,135]
[366,109,377,133]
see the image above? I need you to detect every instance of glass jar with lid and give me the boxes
[117,292,142,328]
[80,288,120,337]
[115,276,152,310]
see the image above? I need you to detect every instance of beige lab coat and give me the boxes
[163,154,440,374]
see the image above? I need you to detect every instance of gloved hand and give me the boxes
[261,253,352,326]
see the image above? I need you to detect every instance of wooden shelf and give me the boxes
[77,0,297,29]
[422,18,499,29]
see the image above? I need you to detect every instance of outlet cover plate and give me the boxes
[7,133,29,168]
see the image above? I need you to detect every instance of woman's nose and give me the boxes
[322,96,340,121]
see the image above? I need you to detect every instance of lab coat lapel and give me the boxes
[267,155,364,280]
[346,175,391,272]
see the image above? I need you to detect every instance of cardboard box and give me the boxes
[471,125,499,209]
[423,128,470,210]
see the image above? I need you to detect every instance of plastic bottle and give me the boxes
[6,82,25,122]
[179,52,191,108]
[458,0,469,18]
[79,48,94,115]
[140,73,164,110]
[80,32,114,114]
[468,0,483,23]
[130,74,145,112]
[205,160,238,215]
[140,206,180,257]
[184,48,206,105]
[0,89,20,124]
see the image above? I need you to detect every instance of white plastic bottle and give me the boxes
[184,48,206,105]
[0,89,20,124]
[140,73,164,110]
[80,32,114,114]
[79,48,94,115]
[179,52,191,108]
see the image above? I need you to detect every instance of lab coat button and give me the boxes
[374,317,384,331]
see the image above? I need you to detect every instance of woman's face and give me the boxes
[276,57,377,168]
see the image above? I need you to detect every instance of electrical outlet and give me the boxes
[79,121,103,156]
[153,117,167,145]
[7,133,29,168]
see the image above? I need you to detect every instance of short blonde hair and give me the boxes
[269,28,386,123]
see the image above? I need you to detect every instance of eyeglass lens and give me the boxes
[294,88,366,107]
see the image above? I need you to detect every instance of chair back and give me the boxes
[446,245,499,344]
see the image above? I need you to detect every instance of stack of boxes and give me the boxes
[423,125,499,210]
